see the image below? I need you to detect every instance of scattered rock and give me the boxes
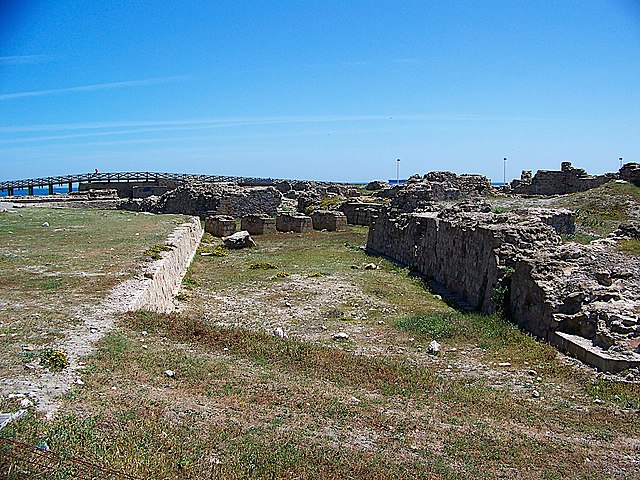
[41,222,49,227]
[532,390,540,398]
[165,370,175,378]
[333,332,350,340]
[427,340,441,355]
[272,327,288,339]
[498,362,511,367]
[222,231,256,249]
[19,398,34,408]
[363,263,379,270]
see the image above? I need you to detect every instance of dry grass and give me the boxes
[2,224,640,479]
[0,207,189,378]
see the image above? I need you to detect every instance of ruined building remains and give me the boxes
[366,204,640,372]
[510,162,614,195]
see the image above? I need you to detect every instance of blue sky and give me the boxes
[1,0,639,182]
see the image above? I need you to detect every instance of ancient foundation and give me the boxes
[339,201,382,226]
[310,210,347,231]
[276,213,313,233]
[241,214,276,235]
[205,215,237,237]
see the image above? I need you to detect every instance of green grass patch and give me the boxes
[618,239,640,255]
[249,262,278,270]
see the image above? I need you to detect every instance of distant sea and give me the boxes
[0,186,76,197]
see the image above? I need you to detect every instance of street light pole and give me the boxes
[503,157,507,185]
[396,158,400,185]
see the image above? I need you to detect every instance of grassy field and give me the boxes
[0,207,189,379]
[2,225,639,479]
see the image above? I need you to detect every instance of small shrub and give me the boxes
[271,271,291,279]
[249,262,278,270]
[175,293,190,301]
[307,271,323,278]
[40,348,68,371]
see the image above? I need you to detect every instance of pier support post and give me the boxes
[28,186,34,196]
[48,184,54,195]
[68,182,73,193]
[8,188,13,196]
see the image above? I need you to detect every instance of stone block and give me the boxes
[276,213,313,233]
[241,214,276,235]
[205,214,237,237]
[310,210,348,231]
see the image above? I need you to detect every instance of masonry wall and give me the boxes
[366,208,560,313]
[133,216,204,312]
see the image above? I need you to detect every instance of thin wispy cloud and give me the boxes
[0,113,550,135]
[0,76,189,101]
[0,55,51,65]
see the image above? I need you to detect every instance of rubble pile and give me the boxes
[120,183,282,218]
[372,171,492,212]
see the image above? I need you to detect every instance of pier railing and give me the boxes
[0,171,298,195]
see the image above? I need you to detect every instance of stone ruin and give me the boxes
[205,215,237,237]
[276,213,313,233]
[241,214,276,235]
[366,203,640,372]
[310,210,348,231]
[620,163,640,186]
[372,171,492,212]
[120,183,282,218]
[510,162,615,195]
[339,200,383,226]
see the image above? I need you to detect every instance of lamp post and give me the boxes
[503,157,507,186]
[619,157,623,169]
[396,158,400,185]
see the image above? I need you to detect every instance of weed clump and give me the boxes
[271,271,291,279]
[249,262,278,270]
[307,271,323,278]
[175,293,190,301]
[40,348,68,371]
[182,275,200,289]
[145,243,173,260]
[197,245,227,257]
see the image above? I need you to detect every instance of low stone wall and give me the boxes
[241,214,276,234]
[276,213,313,233]
[310,210,347,231]
[205,214,237,237]
[339,201,382,226]
[134,216,204,312]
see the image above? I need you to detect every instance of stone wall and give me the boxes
[510,162,613,195]
[134,216,204,313]
[205,215,237,237]
[276,213,313,233]
[120,183,282,218]
[339,200,383,226]
[310,210,347,231]
[620,163,640,186]
[241,214,276,235]
[366,206,640,372]
[366,206,559,313]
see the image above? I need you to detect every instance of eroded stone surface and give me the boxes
[310,210,348,231]
[367,202,640,372]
